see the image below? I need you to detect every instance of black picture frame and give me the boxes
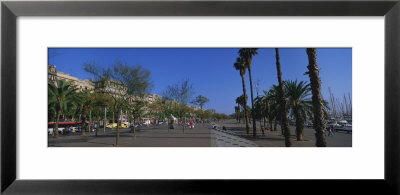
[1,0,399,194]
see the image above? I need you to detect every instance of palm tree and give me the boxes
[75,90,97,135]
[48,79,77,138]
[285,80,313,141]
[234,106,241,123]
[235,94,248,129]
[275,48,291,147]
[306,48,327,147]
[263,87,279,132]
[234,57,250,134]
[254,96,267,135]
[239,48,259,137]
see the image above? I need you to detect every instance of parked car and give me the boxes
[305,122,313,127]
[58,127,64,134]
[327,121,340,128]
[106,123,128,128]
[106,123,118,128]
[48,127,64,135]
[142,121,150,127]
[71,127,77,133]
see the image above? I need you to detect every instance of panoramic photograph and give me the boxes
[48,48,352,147]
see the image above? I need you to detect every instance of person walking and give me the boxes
[327,126,334,136]
[189,120,194,129]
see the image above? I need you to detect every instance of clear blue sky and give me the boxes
[48,48,352,114]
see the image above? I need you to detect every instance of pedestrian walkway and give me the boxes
[210,128,258,147]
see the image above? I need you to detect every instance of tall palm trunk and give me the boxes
[275,48,291,147]
[306,48,327,147]
[240,74,250,134]
[54,110,61,138]
[294,108,304,141]
[247,66,257,137]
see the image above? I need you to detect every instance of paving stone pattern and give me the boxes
[211,127,258,147]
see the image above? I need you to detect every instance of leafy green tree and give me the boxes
[191,95,209,110]
[239,48,259,137]
[163,79,195,132]
[84,60,152,146]
[129,99,146,138]
[159,99,175,131]
[163,78,194,105]
[91,93,113,136]
[48,79,77,138]
[146,99,164,128]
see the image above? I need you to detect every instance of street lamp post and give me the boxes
[104,107,106,133]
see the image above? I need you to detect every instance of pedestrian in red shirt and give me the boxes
[190,120,194,129]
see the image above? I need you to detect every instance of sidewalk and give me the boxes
[49,120,351,147]
[211,128,258,147]
[216,119,352,147]
[49,125,212,147]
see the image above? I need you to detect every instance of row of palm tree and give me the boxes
[48,79,121,138]
[49,78,229,139]
[48,79,77,138]
[233,48,328,147]
[252,81,311,141]
[233,49,259,136]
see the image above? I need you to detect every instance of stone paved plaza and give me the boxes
[49,120,351,147]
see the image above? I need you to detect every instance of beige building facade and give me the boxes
[48,64,94,92]
[48,64,161,104]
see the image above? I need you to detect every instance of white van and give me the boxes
[48,128,53,135]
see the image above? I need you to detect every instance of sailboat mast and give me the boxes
[329,87,337,120]
[343,94,349,115]
[348,93,352,115]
